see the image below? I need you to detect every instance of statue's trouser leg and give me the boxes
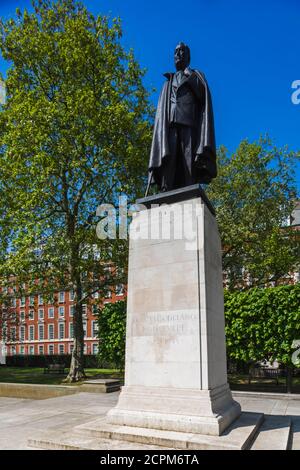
[178,126,195,186]
[161,127,178,191]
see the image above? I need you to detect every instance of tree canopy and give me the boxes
[0,0,152,380]
[97,300,126,371]
[206,139,299,290]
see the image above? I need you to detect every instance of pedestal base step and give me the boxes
[81,379,120,393]
[74,412,263,450]
[251,416,292,450]
[28,432,169,450]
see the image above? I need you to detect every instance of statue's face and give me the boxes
[174,43,190,71]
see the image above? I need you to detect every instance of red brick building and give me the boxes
[3,285,125,357]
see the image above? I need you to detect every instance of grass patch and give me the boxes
[0,366,122,385]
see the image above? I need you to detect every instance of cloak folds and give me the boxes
[148,70,217,188]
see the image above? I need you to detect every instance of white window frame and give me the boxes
[29,310,34,320]
[92,321,98,338]
[20,326,25,342]
[38,345,44,355]
[38,308,44,320]
[58,323,64,340]
[59,291,65,303]
[48,344,54,355]
[58,344,64,355]
[38,294,43,305]
[29,325,35,341]
[48,324,54,340]
[38,324,44,341]
[116,284,124,296]
[48,307,54,319]
[10,327,16,341]
[58,306,64,318]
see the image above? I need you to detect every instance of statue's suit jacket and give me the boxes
[148,69,217,188]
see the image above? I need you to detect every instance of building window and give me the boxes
[58,306,64,317]
[12,297,17,308]
[82,304,87,315]
[38,294,43,305]
[59,323,64,339]
[105,289,112,299]
[59,291,65,303]
[92,321,98,338]
[20,346,25,355]
[20,311,25,322]
[48,324,54,340]
[29,295,35,306]
[48,294,54,304]
[69,305,74,316]
[116,284,124,296]
[29,325,34,341]
[48,344,54,355]
[10,327,16,342]
[93,291,99,299]
[20,326,25,342]
[29,310,34,320]
[69,344,74,354]
[38,345,44,355]
[69,290,75,301]
[92,304,98,314]
[38,308,44,320]
[20,296,26,307]
[48,307,54,319]
[92,343,98,355]
[84,343,87,355]
[29,346,34,355]
[58,344,64,355]
[11,346,16,355]
[83,321,87,338]
[69,323,74,339]
[38,324,44,341]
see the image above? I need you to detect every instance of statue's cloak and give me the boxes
[148,70,217,187]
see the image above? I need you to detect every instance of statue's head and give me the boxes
[174,42,190,71]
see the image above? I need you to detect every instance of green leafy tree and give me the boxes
[224,284,300,392]
[0,0,152,381]
[97,300,126,371]
[206,139,299,290]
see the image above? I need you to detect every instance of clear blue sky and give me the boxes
[0,0,299,186]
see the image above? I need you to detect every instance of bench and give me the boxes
[44,364,65,374]
[248,367,283,385]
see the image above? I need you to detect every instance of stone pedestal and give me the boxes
[108,187,241,436]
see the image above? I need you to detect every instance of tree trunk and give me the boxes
[286,365,293,394]
[65,262,86,382]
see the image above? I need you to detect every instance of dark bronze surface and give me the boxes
[147,43,217,195]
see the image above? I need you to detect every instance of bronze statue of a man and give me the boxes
[147,43,217,193]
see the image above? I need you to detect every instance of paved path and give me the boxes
[0,392,300,449]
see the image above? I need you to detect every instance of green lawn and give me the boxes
[0,366,122,385]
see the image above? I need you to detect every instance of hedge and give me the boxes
[5,354,99,368]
